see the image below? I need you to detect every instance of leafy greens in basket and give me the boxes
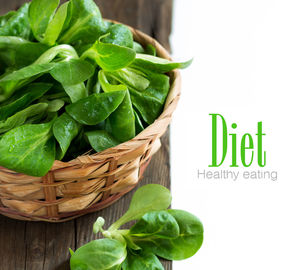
[0,0,191,177]
[70,184,204,270]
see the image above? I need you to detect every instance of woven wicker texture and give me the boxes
[0,24,181,222]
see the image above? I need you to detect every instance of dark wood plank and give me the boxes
[0,218,26,270]
[0,0,173,269]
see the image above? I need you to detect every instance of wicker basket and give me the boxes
[0,23,181,222]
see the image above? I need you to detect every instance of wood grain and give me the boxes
[0,0,173,269]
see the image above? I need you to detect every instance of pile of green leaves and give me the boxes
[0,0,191,177]
[0,0,190,176]
[70,184,204,269]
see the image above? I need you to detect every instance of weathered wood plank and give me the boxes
[0,218,26,270]
[0,0,173,269]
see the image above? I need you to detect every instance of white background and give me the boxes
[170,0,300,269]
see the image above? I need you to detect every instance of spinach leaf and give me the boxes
[0,63,55,101]
[62,83,88,103]
[0,103,49,134]
[58,0,105,44]
[33,44,78,64]
[66,91,126,125]
[29,0,60,42]
[144,44,156,56]
[87,67,101,94]
[122,251,164,270]
[0,3,32,40]
[102,24,134,48]
[109,184,172,231]
[108,90,135,142]
[43,2,70,46]
[70,239,127,270]
[130,211,179,239]
[0,11,16,27]
[105,68,150,91]
[0,82,52,121]
[98,70,127,92]
[64,127,91,160]
[45,99,65,112]
[53,112,80,160]
[135,209,204,261]
[0,121,56,177]
[0,36,49,68]
[50,58,94,102]
[82,41,136,71]
[131,54,192,73]
[133,41,144,54]
[50,58,94,85]
[0,44,79,102]
[85,130,119,152]
[69,185,203,268]
[122,234,141,252]
[129,72,170,124]
[134,110,144,134]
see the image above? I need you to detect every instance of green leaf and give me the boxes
[66,91,126,125]
[0,3,32,40]
[0,11,16,27]
[132,54,193,73]
[70,239,126,270]
[0,63,55,101]
[129,72,170,125]
[0,44,79,102]
[129,211,179,239]
[33,44,78,64]
[69,248,75,256]
[0,121,56,176]
[135,210,204,261]
[46,99,65,112]
[43,2,70,46]
[102,24,133,48]
[0,82,52,121]
[62,83,88,103]
[122,251,164,270]
[50,59,94,102]
[98,70,127,92]
[87,68,101,94]
[63,128,90,160]
[109,184,172,231]
[29,0,59,42]
[133,41,144,54]
[53,112,80,160]
[144,44,157,56]
[50,59,94,86]
[0,36,49,68]
[58,0,105,44]
[134,110,144,134]
[105,68,150,91]
[108,90,135,142]
[82,41,136,71]
[122,234,141,251]
[85,130,119,152]
[0,63,55,83]
[0,103,49,134]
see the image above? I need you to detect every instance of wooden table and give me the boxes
[0,1,173,269]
